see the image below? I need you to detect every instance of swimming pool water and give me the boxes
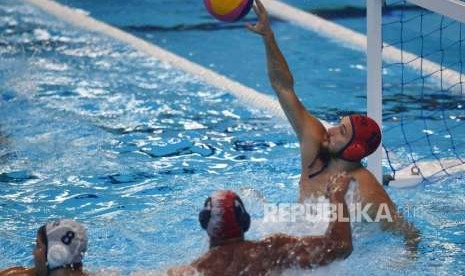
[1,0,464,275]
[0,1,300,272]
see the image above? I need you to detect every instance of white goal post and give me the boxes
[366,0,383,184]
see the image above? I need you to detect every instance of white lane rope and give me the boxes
[24,0,316,126]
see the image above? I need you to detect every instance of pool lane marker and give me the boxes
[24,0,331,130]
[262,0,464,94]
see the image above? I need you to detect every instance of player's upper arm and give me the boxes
[0,267,35,276]
[354,169,420,252]
[166,265,197,276]
[354,169,395,212]
[276,88,327,167]
[276,88,327,144]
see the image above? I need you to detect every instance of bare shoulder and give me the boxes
[260,233,323,253]
[260,233,338,268]
[351,168,382,189]
[0,267,35,276]
[299,118,328,167]
[351,168,395,206]
[301,114,327,139]
[261,233,298,246]
[166,265,197,276]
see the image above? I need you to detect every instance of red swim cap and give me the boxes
[339,115,381,162]
[198,190,250,240]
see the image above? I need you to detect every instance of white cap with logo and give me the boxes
[45,219,88,270]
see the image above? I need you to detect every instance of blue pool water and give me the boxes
[1,0,464,275]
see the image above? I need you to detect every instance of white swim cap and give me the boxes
[45,219,88,270]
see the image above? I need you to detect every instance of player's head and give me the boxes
[33,219,87,276]
[324,115,381,162]
[198,190,250,246]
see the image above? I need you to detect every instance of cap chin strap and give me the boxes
[47,243,72,271]
[48,263,83,273]
[46,242,82,273]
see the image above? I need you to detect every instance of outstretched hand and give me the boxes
[327,172,352,198]
[245,0,272,36]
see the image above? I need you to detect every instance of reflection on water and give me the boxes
[0,127,12,165]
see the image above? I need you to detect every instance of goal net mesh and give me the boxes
[381,0,465,184]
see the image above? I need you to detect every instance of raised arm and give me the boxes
[265,173,353,268]
[246,0,326,146]
[319,173,353,258]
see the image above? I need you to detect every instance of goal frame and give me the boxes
[366,0,465,183]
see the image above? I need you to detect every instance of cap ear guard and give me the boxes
[233,197,250,233]
[47,243,73,270]
[340,143,367,162]
[199,197,212,230]
[44,219,87,271]
[339,115,381,162]
[198,194,251,234]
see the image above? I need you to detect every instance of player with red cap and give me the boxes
[198,190,251,247]
[337,115,381,162]
[247,0,419,252]
[168,173,353,275]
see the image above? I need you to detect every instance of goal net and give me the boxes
[370,0,465,186]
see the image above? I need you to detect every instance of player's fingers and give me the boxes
[245,23,257,32]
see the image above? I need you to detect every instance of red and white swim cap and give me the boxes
[339,115,381,162]
[198,190,250,240]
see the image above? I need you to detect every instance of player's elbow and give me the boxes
[271,85,291,98]
[333,239,353,260]
[339,240,353,259]
[270,78,294,94]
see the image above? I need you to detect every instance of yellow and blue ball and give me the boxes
[204,0,254,22]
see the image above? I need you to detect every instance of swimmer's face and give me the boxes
[33,230,48,276]
[324,116,353,154]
